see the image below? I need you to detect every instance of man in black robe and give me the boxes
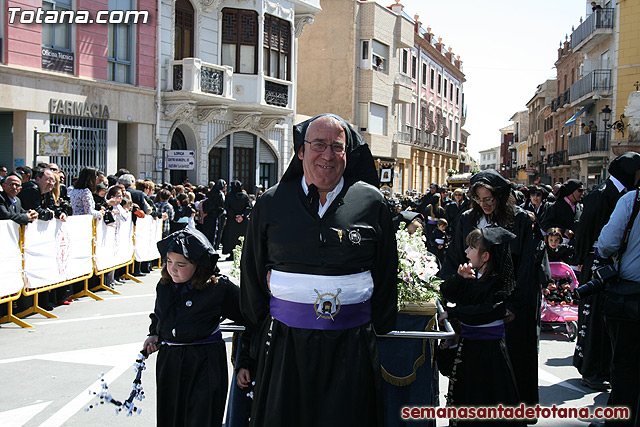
[540,179,583,237]
[573,152,640,391]
[417,183,439,216]
[240,114,397,427]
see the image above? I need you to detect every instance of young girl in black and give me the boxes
[440,227,525,425]
[142,227,244,426]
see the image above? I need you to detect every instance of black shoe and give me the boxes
[42,304,55,311]
[132,271,147,277]
[115,277,126,283]
[581,375,611,391]
[141,265,151,273]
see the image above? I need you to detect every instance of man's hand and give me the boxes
[161,212,169,221]
[237,368,252,389]
[142,335,159,358]
[27,209,38,222]
[58,212,67,222]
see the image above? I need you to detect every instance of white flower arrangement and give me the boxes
[396,223,442,310]
[229,236,244,280]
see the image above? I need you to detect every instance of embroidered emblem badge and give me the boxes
[348,229,361,245]
[185,300,193,307]
[314,288,342,320]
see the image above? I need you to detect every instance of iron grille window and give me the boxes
[201,66,223,94]
[221,8,258,74]
[42,0,71,50]
[263,14,291,81]
[264,80,288,107]
[49,114,107,185]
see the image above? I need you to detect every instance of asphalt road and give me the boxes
[0,262,610,426]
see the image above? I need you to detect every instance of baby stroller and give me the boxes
[540,262,580,341]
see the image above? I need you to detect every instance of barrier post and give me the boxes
[0,295,34,328]
[0,225,34,328]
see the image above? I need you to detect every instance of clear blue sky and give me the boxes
[376,0,589,161]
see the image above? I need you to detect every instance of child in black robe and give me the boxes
[440,227,526,426]
[431,218,448,263]
[142,228,244,427]
[545,227,576,264]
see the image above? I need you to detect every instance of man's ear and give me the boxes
[297,144,304,161]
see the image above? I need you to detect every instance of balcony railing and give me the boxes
[569,69,611,104]
[264,77,291,108]
[547,150,569,167]
[568,131,610,157]
[169,58,232,97]
[571,8,614,49]
[393,131,411,144]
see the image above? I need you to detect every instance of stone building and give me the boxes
[0,0,158,182]
[158,0,320,190]
[525,79,556,184]
[297,0,465,195]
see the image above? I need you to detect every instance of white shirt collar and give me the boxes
[609,175,626,193]
[301,176,344,218]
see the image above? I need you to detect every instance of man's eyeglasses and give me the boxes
[577,188,585,193]
[304,140,346,154]
[472,196,495,205]
[5,182,21,188]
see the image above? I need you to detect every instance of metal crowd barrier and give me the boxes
[219,300,456,340]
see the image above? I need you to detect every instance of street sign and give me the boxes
[166,156,195,170]
[166,149,195,170]
[168,150,195,157]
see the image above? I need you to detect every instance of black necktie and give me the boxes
[307,184,320,214]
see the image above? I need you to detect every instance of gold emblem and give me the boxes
[331,227,343,243]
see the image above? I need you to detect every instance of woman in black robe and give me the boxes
[142,228,243,426]
[240,114,397,427]
[222,180,252,257]
[440,169,550,407]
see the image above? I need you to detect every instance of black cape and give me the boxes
[240,178,397,427]
[572,179,622,378]
[441,273,525,426]
[148,276,242,427]
[440,207,549,406]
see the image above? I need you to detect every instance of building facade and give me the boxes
[0,0,320,190]
[565,0,616,187]
[478,146,500,171]
[158,0,320,190]
[296,0,465,195]
[525,79,556,184]
[0,0,158,182]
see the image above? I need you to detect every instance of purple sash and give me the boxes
[270,296,371,330]
[164,329,223,346]
[460,323,505,340]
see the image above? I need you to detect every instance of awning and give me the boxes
[565,103,593,127]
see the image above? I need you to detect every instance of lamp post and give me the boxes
[540,146,547,184]
[601,104,626,140]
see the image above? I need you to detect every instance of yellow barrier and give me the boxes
[0,216,161,328]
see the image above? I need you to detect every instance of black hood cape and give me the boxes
[608,152,640,190]
[470,169,511,196]
[557,179,583,199]
[481,226,517,298]
[281,114,379,187]
[157,227,219,272]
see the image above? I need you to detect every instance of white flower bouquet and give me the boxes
[396,223,442,311]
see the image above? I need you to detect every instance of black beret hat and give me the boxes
[470,169,510,194]
[481,226,516,247]
[157,227,219,271]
